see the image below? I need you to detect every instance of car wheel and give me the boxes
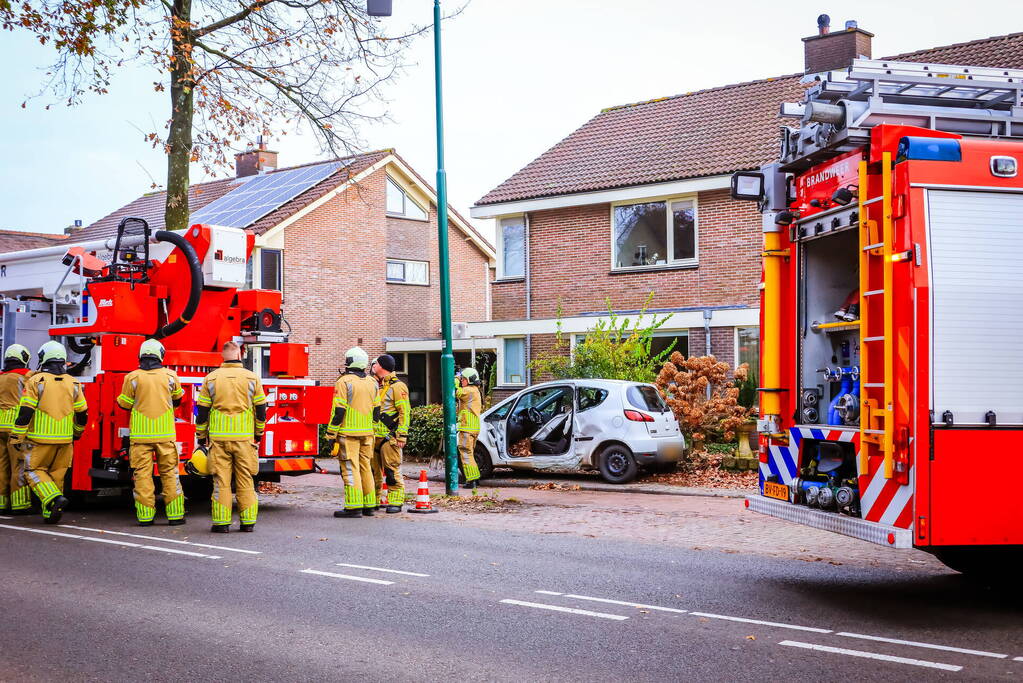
[598,444,638,484]
[473,444,494,480]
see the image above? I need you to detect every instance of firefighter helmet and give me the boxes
[139,339,165,361]
[345,346,369,370]
[4,344,30,366]
[185,446,211,476]
[37,341,67,364]
[459,367,480,384]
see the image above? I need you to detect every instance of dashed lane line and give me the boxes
[56,524,262,554]
[336,563,429,577]
[836,632,1008,659]
[779,640,963,672]
[689,611,831,634]
[1014,656,1023,662]
[500,599,629,621]
[0,524,220,559]
[301,568,394,585]
[536,591,688,614]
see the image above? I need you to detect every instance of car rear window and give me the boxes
[626,385,667,412]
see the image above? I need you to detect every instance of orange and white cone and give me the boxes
[380,480,390,508]
[408,469,438,514]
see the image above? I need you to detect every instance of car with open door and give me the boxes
[472,379,684,484]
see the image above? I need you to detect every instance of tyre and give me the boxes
[473,444,494,480]
[598,444,638,484]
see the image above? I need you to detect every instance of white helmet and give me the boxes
[38,340,67,364]
[460,367,480,384]
[345,346,369,370]
[139,338,165,361]
[4,344,30,366]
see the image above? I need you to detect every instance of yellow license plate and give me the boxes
[764,481,789,501]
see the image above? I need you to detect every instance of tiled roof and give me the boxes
[76,150,389,241]
[0,229,67,253]
[476,31,1023,207]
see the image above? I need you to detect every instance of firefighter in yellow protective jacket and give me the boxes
[0,344,32,514]
[327,347,380,518]
[456,367,483,488]
[371,354,410,513]
[11,341,88,524]
[116,339,186,526]
[195,341,267,533]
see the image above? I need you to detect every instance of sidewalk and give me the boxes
[311,458,750,499]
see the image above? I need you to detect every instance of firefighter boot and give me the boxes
[239,523,255,532]
[334,508,362,518]
[211,524,230,533]
[45,495,69,525]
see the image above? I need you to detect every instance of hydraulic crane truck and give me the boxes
[0,218,332,502]
[731,59,1023,576]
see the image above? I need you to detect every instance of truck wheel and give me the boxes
[598,445,638,484]
[473,445,494,480]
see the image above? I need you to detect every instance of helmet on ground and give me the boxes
[4,344,30,366]
[345,346,369,370]
[38,341,67,365]
[185,446,210,476]
[139,338,165,361]
[460,367,480,384]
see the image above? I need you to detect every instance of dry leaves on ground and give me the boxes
[643,451,757,490]
[435,492,528,513]
[257,482,292,494]
[528,482,582,492]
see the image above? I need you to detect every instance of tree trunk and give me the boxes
[165,0,194,232]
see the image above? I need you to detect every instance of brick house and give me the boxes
[0,229,67,252]
[469,20,1023,399]
[70,146,495,403]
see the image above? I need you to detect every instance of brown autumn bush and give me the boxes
[655,352,752,454]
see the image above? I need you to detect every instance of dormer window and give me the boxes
[386,177,428,220]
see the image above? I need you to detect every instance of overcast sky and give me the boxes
[4,0,1023,240]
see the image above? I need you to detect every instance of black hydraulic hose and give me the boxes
[153,230,204,339]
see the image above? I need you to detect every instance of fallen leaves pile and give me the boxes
[435,491,527,513]
[528,482,582,492]
[257,482,292,494]
[642,451,757,490]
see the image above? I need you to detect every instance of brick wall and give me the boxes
[802,28,873,73]
[282,166,491,384]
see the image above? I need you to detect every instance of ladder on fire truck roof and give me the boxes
[779,58,1023,171]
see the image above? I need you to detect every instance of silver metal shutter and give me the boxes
[928,189,1023,425]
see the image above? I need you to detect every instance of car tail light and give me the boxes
[624,409,654,422]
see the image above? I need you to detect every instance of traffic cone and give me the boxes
[408,469,438,514]
[380,480,390,507]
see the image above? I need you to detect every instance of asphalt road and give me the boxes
[1,496,1021,682]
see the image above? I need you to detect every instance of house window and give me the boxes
[651,331,688,360]
[386,177,428,220]
[502,337,526,385]
[612,197,697,270]
[736,326,760,377]
[498,216,525,279]
[386,258,429,285]
[260,248,282,290]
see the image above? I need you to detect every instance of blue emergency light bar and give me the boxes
[896,136,962,162]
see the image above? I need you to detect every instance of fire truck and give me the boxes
[731,59,1023,575]
[0,218,331,501]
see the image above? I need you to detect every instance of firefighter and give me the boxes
[0,344,32,514]
[11,341,88,524]
[456,367,483,489]
[116,339,186,526]
[372,354,410,513]
[326,347,380,518]
[195,341,267,533]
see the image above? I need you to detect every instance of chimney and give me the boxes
[802,14,873,74]
[64,219,83,236]
[235,137,279,178]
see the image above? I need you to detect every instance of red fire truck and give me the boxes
[0,218,331,501]
[731,59,1023,575]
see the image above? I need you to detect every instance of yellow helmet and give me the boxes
[185,445,211,476]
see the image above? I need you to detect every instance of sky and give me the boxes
[4,0,1023,241]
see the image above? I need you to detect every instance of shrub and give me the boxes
[655,353,753,452]
[406,404,445,459]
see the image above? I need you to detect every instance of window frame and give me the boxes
[259,247,283,291]
[609,193,699,272]
[499,336,527,386]
[386,258,430,286]
[385,176,429,221]
[495,214,526,281]
[734,325,760,373]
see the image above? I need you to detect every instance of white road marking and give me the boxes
[779,640,962,672]
[500,599,629,621]
[57,524,262,554]
[1014,656,1023,662]
[0,515,11,519]
[542,591,688,615]
[336,563,429,577]
[301,568,394,585]
[535,590,563,596]
[689,611,831,633]
[0,524,220,559]
[837,632,1007,659]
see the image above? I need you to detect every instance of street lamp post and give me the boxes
[368,0,460,495]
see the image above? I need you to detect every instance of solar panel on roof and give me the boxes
[189,161,345,228]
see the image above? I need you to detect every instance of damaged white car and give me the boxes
[472,379,684,484]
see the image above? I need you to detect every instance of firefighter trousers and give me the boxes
[0,431,10,510]
[458,431,481,483]
[209,439,258,527]
[21,441,72,518]
[4,433,30,512]
[130,442,184,523]
[338,435,375,509]
[373,436,405,506]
